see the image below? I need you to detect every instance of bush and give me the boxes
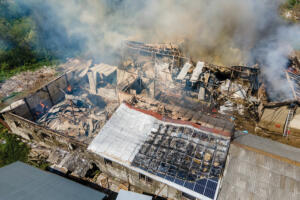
[286,0,300,9]
[0,124,30,167]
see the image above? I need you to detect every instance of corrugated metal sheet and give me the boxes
[91,63,117,77]
[88,103,156,163]
[190,61,204,82]
[176,62,192,80]
[0,162,106,200]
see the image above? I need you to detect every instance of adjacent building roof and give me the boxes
[88,103,231,200]
[0,162,106,200]
[233,133,300,163]
[116,190,152,200]
[218,143,300,200]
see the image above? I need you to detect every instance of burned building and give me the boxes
[0,55,235,200]
[121,41,260,113]
[88,103,232,200]
[1,40,300,199]
[0,59,119,149]
[257,57,300,140]
[121,41,300,142]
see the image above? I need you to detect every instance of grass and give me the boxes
[0,124,29,167]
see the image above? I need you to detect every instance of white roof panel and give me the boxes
[176,62,192,80]
[190,61,204,82]
[91,63,117,77]
[88,103,157,164]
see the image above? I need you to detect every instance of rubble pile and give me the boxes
[122,41,283,138]
[0,67,56,100]
[123,41,260,120]
[37,84,119,144]
[124,95,234,133]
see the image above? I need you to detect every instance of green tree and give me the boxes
[287,0,300,8]
[0,124,29,167]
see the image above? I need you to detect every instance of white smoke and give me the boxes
[16,0,300,100]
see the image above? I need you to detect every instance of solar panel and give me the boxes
[204,188,216,199]
[194,184,205,194]
[207,180,218,191]
[131,122,230,199]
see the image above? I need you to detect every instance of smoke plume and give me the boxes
[16,0,300,99]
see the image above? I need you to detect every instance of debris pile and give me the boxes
[38,86,119,143]
[122,41,300,145]
[36,61,120,143]
[0,67,56,100]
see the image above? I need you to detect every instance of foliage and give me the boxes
[0,124,30,167]
[0,0,79,81]
[285,0,300,9]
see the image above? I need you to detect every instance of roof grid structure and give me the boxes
[88,103,231,200]
[132,122,229,199]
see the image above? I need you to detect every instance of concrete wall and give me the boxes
[88,153,195,200]
[2,112,87,150]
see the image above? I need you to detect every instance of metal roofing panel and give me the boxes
[116,190,152,200]
[190,61,204,82]
[176,62,192,80]
[88,103,157,164]
[0,162,106,200]
[92,63,117,77]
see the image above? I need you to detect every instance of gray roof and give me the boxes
[0,162,106,200]
[233,133,300,163]
[218,144,300,200]
[116,190,152,200]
